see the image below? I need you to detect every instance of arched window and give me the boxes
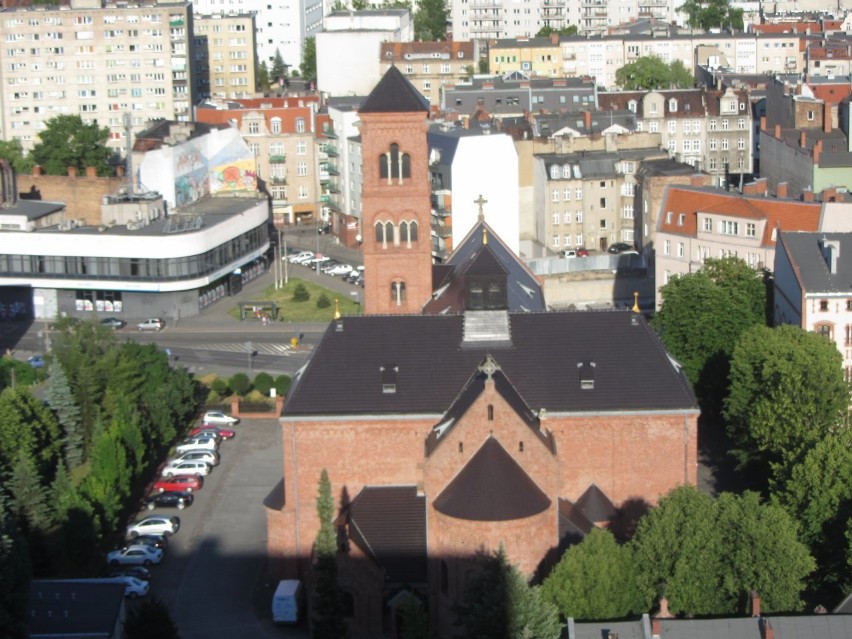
[270,117,282,134]
[408,220,418,242]
[550,165,560,180]
[385,221,395,246]
[375,221,386,246]
[815,323,834,340]
[400,220,418,245]
[380,144,411,184]
[391,280,406,305]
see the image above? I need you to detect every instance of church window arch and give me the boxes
[400,220,418,246]
[379,143,411,184]
[391,279,406,305]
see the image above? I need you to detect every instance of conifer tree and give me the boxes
[311,469,347,639]
[47,363,83,469]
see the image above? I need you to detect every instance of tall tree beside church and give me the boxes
[414,0,448,41]
[30,115,113,177]
[271,49,287,83]
[0,493,30,639]
[311,469,347,639]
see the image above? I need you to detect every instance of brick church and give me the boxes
[265,68,699,638]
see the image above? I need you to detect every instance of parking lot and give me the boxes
[124,416,294,638]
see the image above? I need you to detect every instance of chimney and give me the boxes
[550,33,559,44]
[655,597,674,619]
[824,102,832,133]
[774,124,781,138]
[803,188,815,201]
[743,178,768,196]
[751,591,761,617]
[776,181,789,198]
[651,618,661,638]
[67,166,77,177]
[584,110,592,129]
[800,130,807,148]
[759,618,774,639]
[33,165,42,177]
[813,139,822,165]
[760,115,766,131]
[85,166,96,178]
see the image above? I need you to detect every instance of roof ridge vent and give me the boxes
[578,361,596,390]
[462,310,511,346]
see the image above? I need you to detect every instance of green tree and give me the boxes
[316,293,331,309]
[228,373,251,396]
[8,451,52,531]
[125,598,181,639]
[669,59,694,88]
[47,362,84,469]
[271,48,287,82]
[723,324,848,474]
[0,139,34,175]
[651,257,766,413]
[253,372,274,396]
[293,283,311,302]
[0,388,63,482]
[679,0,744,30]
[82,419,131,532]
[274,374,292,397]
[256,61,271,92]
[535,24,578,37]
[30,115,113,177]
[0,494,31,639]
[414,0,448,41]
[301,37,317,85]
[542,528,643,620]
[454,547,561,639]
[615,56,694,90]
[398,597,429,639]
[311,469,347,639]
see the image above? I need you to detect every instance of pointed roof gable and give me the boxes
[574,483,616,523]
[359,66,430,114]
[433,437,551,521]
[466,245,509,277]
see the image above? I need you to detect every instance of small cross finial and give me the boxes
[474,194,488,221]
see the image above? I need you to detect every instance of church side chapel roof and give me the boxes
[425,355,554,456]
[425,220,545,314]
[433,437,551,521]
[358,65,430,114]
[558,498,595,540]
[283,311,697,417]
[344,486,427,584]
[574,483,617,524]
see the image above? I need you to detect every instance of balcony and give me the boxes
[323,129,337,139]
[324,185,341,195]
[320,163,339,176]
[269,176,286,185]
[321,145,339,157]
[269,154,286,163]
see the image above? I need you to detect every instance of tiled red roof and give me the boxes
[658,186,822,246]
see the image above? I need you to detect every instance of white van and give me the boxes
[272,579,303,624]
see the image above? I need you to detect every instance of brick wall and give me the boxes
[18,170,125,226]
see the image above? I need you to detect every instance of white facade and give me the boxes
[325,103,364,222]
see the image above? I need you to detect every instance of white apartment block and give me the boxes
[194,13,257,100]
[190,0,322,73]
[0,0,194,152]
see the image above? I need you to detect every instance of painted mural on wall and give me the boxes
[210,158,258,194]
[173,138,210,207]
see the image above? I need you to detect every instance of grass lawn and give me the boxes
[229,278,361,322]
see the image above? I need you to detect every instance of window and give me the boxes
[678,213,685,226]
[599,219,606,229]
[576,234,583,246]
[721,220,739,235]
[847,300,852,311]
[737,137,746,150]
[807,110,815,121]
[703,217,712,232]
[552,189,559,202]
[551,234,560,248]
[819,300,829,312]
[815,323,832,339]
[668,120,676,134]
[576,212,583,223]
[709,119,717,131]
[563,188,571,201]
[649,120,659,133]
[599,197,607,209]
[400,220,418,244]
[270,117,281,134]
[379,143,410,183]
[664,240,671,255]
[709,139,718,151]
[295,117,305,133]
[296,162,307,177]
[248,120,259,134]
[721,119,729,130]
[746,222,756,237]
[737,118,746,130]
[376,221,393,247]
[552,211,560,225]
[296,141,307,155]
[391,280,406,306]
[298,185,308,199]
[575,187,582,199]
[623,205,633,219]
[721,138,729,151]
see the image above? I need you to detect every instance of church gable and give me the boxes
[359,65,430,114]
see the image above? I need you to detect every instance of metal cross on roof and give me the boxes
[474,194,488,221]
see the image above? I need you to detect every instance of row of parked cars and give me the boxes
[103,411,239,598]
[285,250,365,287]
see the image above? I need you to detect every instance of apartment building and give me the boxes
[322,97,364,247]
[195,96,325,226]
[193,13,257,100]
[534,146,667,254]
[490,37,562,77]
[379,40,477,106]
[0,0,194,151]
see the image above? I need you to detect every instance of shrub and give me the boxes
[274,374,292,397]
[211,378,228,395]
[253,372,274,395]
[244,389,270,404]
[316,293,331,309]
[292,283,310,302]
[228,373,251,396]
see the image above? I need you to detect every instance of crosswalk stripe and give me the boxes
[186,343,304,356]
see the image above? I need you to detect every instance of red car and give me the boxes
[153,475,203,494]
[190,425,236,440]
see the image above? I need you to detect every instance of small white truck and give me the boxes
[272,579,303,624]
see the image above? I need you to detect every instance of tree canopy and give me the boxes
[651,257,767,412]
[535,25,579,37]
[300,37,317,85]
[414,0,448,40]
[615,56,694,90]
[723,324,849,473]
[541,528,643,620]
[30,115,113,177]
[679,0,744,31]
[631,485,813,615]
[271,49,288,83]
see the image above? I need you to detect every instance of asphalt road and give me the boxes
[137,417,306,638]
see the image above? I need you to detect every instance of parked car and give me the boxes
[287,251,314,264]
[346,266,365,283]
[27,355,46,368]
[99,317,126,329]
[161,460,210,478]
[126,515,180,538]
[107,544,163,566]
[172,450,219,467]
[307,256,330,267]
[109,566,151,581]
[561,249,578,258]
[110,575,149,598]
[127,534,169,551]
[175,437,218,454]
[327,263,353,277]
[144,490,193,510]
[153,475,203,493]
[137,318,165,331]
[607,242,635,254]
[189,425,235,440]
[202,411,239,425]
[319,260,341,274]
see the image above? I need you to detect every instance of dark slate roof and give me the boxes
[637,158,700,178]
[29,580,125,638]
[424,219,545,314]
[433,437,551,521]
[359,65,430,114]
[538,148,668,182]
[424,359,555,456]
[767,615,852,638]
[283,310,697,416]
[558,498,594,540]
[346,486,427,584]
[465,244,508,276]
[574,483,617,523]
[0,199,65,221]
[778,231,852,293]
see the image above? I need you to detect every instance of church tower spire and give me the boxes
[359,67,433,315]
